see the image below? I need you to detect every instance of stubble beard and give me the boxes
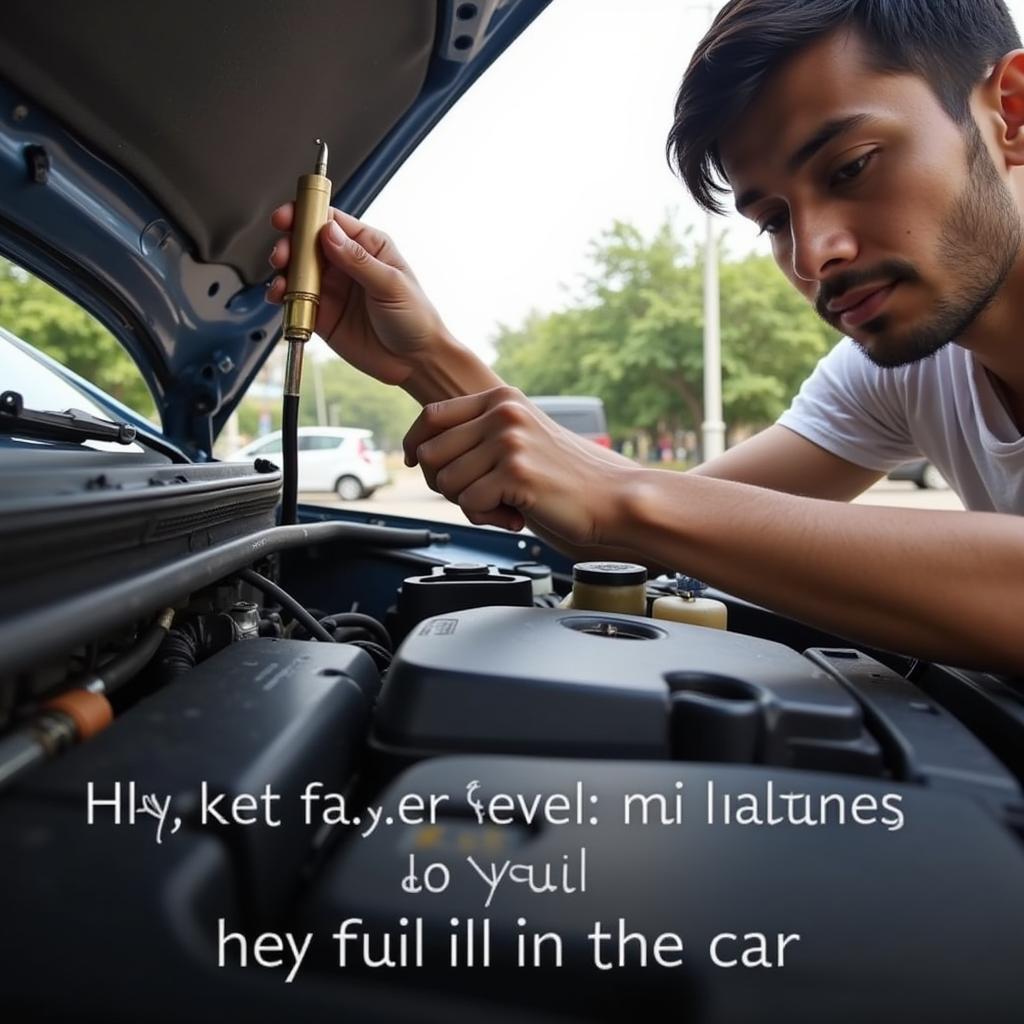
[843,123,1024,369]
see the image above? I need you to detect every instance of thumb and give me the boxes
[465,506,526,532]
[320,221,399,297]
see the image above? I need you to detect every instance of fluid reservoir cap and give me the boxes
[514,561,553,598]
[512,562,552,580]
[441,562,491,578]
[573,561,647,586]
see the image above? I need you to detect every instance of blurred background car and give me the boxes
[887,458,949,490]
[228,426,389,500]
[530,395,610,447]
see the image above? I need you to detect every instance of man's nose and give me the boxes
[789,208,857,283]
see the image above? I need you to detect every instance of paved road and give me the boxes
[303,465,964,525]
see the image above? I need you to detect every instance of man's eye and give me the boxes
[757,212,789,237]
[831,152,874,186]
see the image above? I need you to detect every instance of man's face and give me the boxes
[719,30,1024,368]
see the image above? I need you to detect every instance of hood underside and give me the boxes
[0,0,436,287]
[0,0,550,456]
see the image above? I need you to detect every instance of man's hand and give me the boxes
[267,205,499,403]
[267,205,446,388]
[403,386,635,544]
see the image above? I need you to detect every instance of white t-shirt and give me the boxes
[776,337,1024,514]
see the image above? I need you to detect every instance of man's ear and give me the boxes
[983,49,1024,167]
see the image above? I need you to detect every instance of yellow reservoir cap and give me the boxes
[569,561,647,616]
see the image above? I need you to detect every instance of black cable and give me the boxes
[89,610,174,694]
[154,623,201,681]
[347,640,393,671]
[321,612,392,651]
[281,393,300,526]
[153,613,239,684]
[238,568,335,643]
[326,626,367,644]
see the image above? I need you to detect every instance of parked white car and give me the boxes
[228,427,390,500]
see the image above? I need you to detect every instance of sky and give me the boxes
[349,0,1024,367]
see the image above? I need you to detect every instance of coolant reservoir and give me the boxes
[568,561,647,616]
[652,575,727,629]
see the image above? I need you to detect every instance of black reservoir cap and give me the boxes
[395,564,533,643]
[572,561,647,586]
[512,561,552,581]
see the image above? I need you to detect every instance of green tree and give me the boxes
[719,254,837,427]
[0,257,157,420]
[493,218,837,449]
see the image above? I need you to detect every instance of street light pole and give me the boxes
[702,209,725,461]
[699,0,725,463]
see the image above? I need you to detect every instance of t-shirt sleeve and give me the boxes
[776,337,921,472]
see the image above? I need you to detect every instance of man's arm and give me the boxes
[690,423,885,499]
[405,388,1024,673]
[613,469,1024,673]
[525,424,884,568]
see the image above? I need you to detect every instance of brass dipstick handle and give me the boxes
[282,139,331,395]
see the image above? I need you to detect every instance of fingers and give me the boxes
[266,275,286,304]
[404,389,518,466]
[426,444,525,533]
[267,221,402,303]
[318,220,403,298]
[264,220,290,304]
[266,205,412,322]
[417,426,526,532]
[458,473,527,532]
[269,234,290,271]
[464,505,526,532]
[331,210,406,268]
[409,415,492,487]
[405,391,534,534]
[270,203,293,231]
[270,204,407,267]
[424,438,498,497]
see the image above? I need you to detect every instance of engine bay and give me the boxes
[1,452,1023,1022]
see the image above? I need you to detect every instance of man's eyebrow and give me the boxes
[734,113,874,214]
[786,113,873,173]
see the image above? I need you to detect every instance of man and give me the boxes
[268,0,1024,673]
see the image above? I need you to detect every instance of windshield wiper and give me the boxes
[0,390,136,445]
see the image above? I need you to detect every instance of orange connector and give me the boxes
[42,689,113,741]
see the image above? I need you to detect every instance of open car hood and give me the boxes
[0,0,550,457]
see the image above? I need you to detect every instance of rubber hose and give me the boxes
[281,393,299,526]
[238,569,335,643]
[92,609,174,694]
[322,612,392,651]
[347,639,393,670]
[153,621,204,683]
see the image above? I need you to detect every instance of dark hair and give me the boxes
[667,0,1022,214]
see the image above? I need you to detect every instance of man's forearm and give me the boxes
[608,470,1024,673]
[525,451,670,571]
[524,468,670,571]
[524,518,669,574]
[404,331,504,405]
